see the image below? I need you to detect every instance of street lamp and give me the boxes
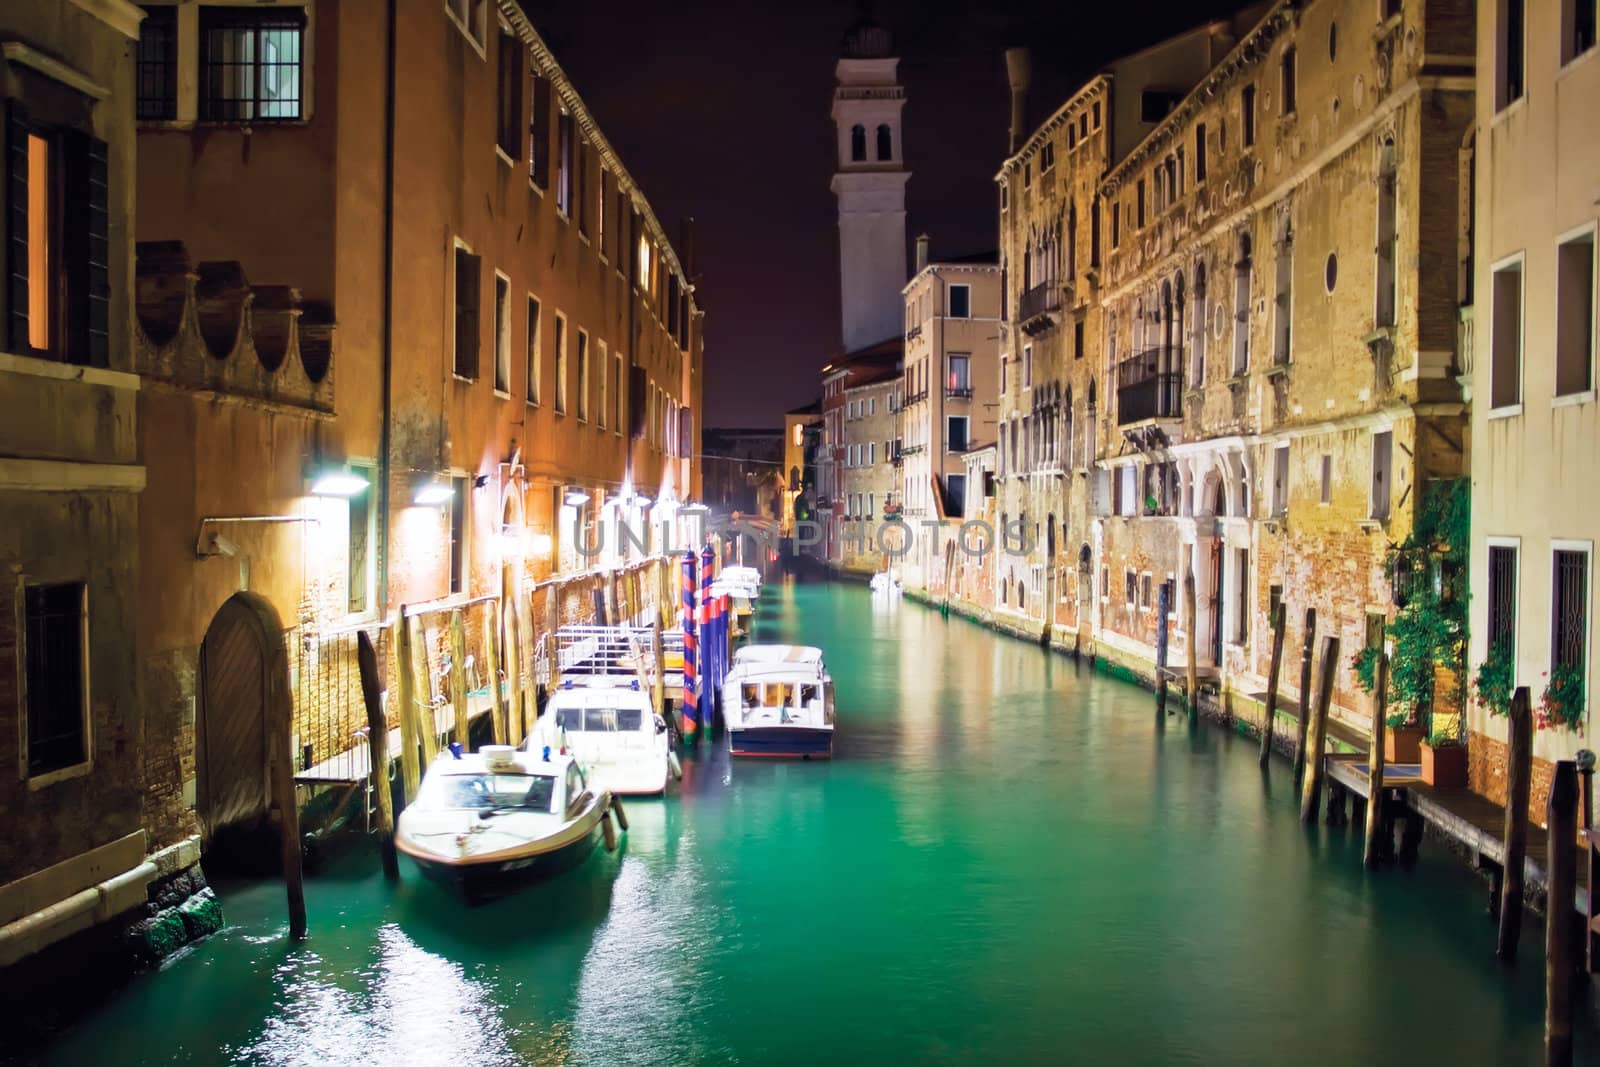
[309,467,369,497]
[414,480,454,506]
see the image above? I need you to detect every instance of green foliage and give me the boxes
[1350,479,1469,734]
[1539,663,1586,732]
[1427,727,1463,748]
[1470,640,1515,717]
[1385,710,1412,730]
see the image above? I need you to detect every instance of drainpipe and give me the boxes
[377,0,398,619]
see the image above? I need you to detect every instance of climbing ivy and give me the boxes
[1352,478,1470,737]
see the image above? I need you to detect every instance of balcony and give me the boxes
[1017,281,1066,336]
[905,323,923,342]
[1115,348,1183,426]
[899,443,926,456]
[946,384,973,400]
[906,389,929,405]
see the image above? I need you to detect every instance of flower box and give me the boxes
[1420,740,1467,787]
[1385,724,1424,764]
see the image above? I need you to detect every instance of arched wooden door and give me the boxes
[197,596,271,843]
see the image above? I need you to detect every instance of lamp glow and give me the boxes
[530,533,554,557]
[414,482,454,506]
[310,471,370,497]
[564,489,591,506]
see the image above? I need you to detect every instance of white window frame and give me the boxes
[948,283,972,318]
[1486,534,1523,683]
[1369,427,1394,520]
[1553,221,1597,405]
[553,310,569,414]
[1550,539,1594,689]
[1271,443,1289,516]
[451,236,479,383]
[1023,344,1033,389]
[526,293,542,405]
[947,414,970,453]
[15,577,92,788]
[1488,251,1526,417]
[445,0,489,57]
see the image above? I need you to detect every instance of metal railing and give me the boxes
[946,384,973,399]
[905,323,923,342]
[1017,281,1062,324]
[1115,348,1183,425]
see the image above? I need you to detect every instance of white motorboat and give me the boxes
[396,745,619,903]
[527,677,679,796]
[722,644,834,759]
[869,570,901,595]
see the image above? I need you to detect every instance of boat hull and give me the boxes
[406,822,602,904]
[729,726,833,759]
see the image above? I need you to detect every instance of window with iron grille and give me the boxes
[136,6,178,120]
[199,6,305,122]
[24,582,88,778]
[1552,549,1588,670]
[1487,545,1517,652]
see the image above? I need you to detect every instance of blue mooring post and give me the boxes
[1155,580,1171,715]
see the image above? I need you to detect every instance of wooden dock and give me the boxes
[293,686,500,786]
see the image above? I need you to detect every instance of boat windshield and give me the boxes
[422,772,557,813]
[555,706,645,732]
[741,683,816,708]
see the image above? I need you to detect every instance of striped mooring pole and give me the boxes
[681,553,698,741]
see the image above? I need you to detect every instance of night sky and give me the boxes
[534,0,1227,428]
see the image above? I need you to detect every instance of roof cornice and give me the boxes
[995,75,1112,182]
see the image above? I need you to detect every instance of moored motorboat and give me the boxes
[526,676,679,796]
[396,745,620,903]
[722,644,834,759]
[869,569,901,595]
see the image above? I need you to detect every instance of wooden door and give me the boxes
[197,597,270,842]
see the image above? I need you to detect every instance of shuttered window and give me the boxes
[1552,549,1588,670]
[453,246,481,379]
[24,582,89,778]
[1487,545,1517,652]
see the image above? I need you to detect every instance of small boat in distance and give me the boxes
[526,676,680,796]
[396,745,620,903]
[723,644,834,759]
[869,570,901,596]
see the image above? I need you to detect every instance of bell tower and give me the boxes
[830,16,909,353]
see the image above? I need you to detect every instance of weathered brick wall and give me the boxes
[1467,730,1555,825]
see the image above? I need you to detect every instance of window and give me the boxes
[1242,84,1257,147]
[496,27,523,158]
[1074,320,1085,360]
[1192,261,1208,385]
[1273,220,1293,365]
[1093,101,1101,128]
[446,0,488,50]
[1090,196,1101,267]
[1488,543,1518,653]
[948,285,971,318]
[576,329,590,421]
[948,353,971,392]
[1564,0,1598,63]
[554,312,568,413]
[136,6,178,120]
[1140,90,1181,122]
[1101,566,1110,600]
[576,137,591,238]
[851,124,866,162]
[1496,0,1525,109]
[347,470,373,615]
[1376,140,1398,328]
[1271,444,1289,516]
[1023,162,1031,189]
[1125,570,1138,606]
[529,72,551,188]
[449,476,468,594]
[1552,548,1590,674]
[948,416,970,453]
[596,340,608,428]
[876,123,892,161]
[1280,46,1297,114]
[1136,179,1146,228]
[1556,229,1595,396]
[1234,548,1250,644]
[1195,123,1207,182]
[1023,344,1033,388]
[1041,141,1056,171]
[492,273,510,393]
[1112,202,1122,249]
[1270,584,1284,624]
[556,109,574,216]
[23,582,89,779]
[613,352,624,433]
[1233,233,1253,375]
[1117,466,1137,516]
[198,6,305,121]
[453,245,481,379]
[1491,257,1523,409]
[1370,430,1393,519]
[525,296,542,404]
[1319,454,1333,504]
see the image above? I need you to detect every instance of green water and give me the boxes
[32,582,1597,1064]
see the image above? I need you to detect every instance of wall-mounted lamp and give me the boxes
[474,474,490,489]
[310,468,370,497]
[530,532,554,557]
[415,480,454,506]
[564,489,591,506]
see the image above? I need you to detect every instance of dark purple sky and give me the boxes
[534,0,1224,427]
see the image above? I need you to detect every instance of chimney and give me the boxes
[1004,48,1032,155]
[915,234,930,273]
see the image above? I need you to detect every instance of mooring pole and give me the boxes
[1183,567,1198,718]
[1498,686,1533,962]
[1261,602,1286,767]
[449,609,470,749]
[1292,608,1317,781]
[1155,580,1171,715]
[356,630,398,880]
[267,638,306,940]
[396,606,419,803]
[484,601,506,746]
[1299,634,1339,825]
[1545,760,1578,1066]
[1363,650,1390,869]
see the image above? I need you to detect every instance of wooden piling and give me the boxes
[547,580,562,692]
[266,638,306,940]
[448,609,470,749]
[1545,760,1578,1067]
[503,574,524,747]
[484,600,506,746]
[1292,608,1317,781]
[1298,634,1339,825]
[1498,686,1533,962]
[1260,603,1287,767]
[652,614,667,721]
[1363,650,1390,869]
[396,606,420,803]
[355,630,398,880]
[412,615,438,766]
[1155,580,1171,715]
[1183,568,1198,719]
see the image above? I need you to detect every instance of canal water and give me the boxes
[32,581,1596,1065]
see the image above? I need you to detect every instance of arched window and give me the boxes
[1233,232,1253,375]
[1174,273,1187,387]
[1376,137,1397,327]
[1192,259,1208,386]
[876,123,892,161]
[850,124,866,162]
[1085,378,1097,464]
[1064,385,1075,468]
[1161,279,1174,372]
[1067,200,1077,281]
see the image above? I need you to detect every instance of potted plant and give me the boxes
[1537,664,1585,732]
[1420,728,1467,787]
[1385,709,1425,764]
